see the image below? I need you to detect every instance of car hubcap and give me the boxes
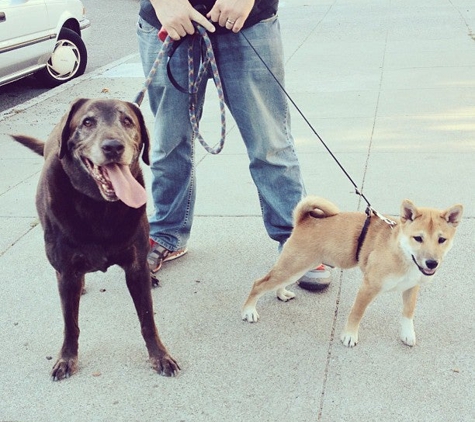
[47,40,80,80]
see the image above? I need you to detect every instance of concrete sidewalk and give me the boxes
[1,1,474,421]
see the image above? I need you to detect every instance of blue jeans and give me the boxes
[137,15,305,251]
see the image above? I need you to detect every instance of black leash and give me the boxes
[240,31,397,247]
[240,32,371,207]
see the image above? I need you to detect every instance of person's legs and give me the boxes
[213,16,304,245]
[137,17,207,259]
[137,15,330,287]
[213,17,331,289]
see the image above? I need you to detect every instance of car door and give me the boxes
[0,0,53,82]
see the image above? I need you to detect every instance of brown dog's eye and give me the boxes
[438,237,446,244]
[123,117,134,127]
[83,117,95,127]
[413,236,423,243]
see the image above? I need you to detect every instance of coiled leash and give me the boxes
[134,24,226,155]
[239,31,396,259]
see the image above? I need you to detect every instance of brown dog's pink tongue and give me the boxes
[104,164,147,208]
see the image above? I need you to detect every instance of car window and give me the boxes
[0,0,49,46]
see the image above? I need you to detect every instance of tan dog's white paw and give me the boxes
[276,288,295,302]
[400,317,416,346]
[341,331,359,347]
[242,307,260,323]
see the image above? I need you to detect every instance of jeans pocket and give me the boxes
[257,13,278,25]
[137,16,157,34]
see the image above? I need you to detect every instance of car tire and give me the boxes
[36,28,87,87]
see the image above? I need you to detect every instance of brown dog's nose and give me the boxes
[101,139,124,159]
[426,260,438,270]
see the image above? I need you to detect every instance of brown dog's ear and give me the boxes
[129,102,150,166]
[442,204,463,227]
[59,98,89,159]
[400,199,418,222]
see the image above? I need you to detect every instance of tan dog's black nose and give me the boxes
[101,139,124,159]
[426,259,438,270]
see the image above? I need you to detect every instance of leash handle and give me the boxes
[159,25,226,154]
[135,24,226,154]
[157,2,209,42]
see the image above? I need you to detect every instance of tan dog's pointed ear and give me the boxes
[59,98,89,159]
[442,204,463,227]
[401,199,418,222]
[129,102,150,166]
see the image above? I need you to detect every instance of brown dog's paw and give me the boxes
[151,275,160,288]
[150,354,180,377]
[51,357,78,381]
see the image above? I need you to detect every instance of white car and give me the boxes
[0,0,91,87]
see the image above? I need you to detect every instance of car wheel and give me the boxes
[36,28,87,87]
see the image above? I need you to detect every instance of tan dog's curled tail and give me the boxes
[293,196,340,225]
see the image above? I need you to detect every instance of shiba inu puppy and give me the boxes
[242,196,463,347]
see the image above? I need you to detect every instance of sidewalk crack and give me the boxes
[317,269,344,421]
[448,0,475,41]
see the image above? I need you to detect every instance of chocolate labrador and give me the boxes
[12,98,179,380]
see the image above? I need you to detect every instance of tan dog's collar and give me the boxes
[356,207,397,261]
[356,213,371,261]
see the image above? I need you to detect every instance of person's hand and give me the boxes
[207,0,255,33]
[150,0,215,40]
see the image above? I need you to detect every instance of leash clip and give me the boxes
[370,207,397,228]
